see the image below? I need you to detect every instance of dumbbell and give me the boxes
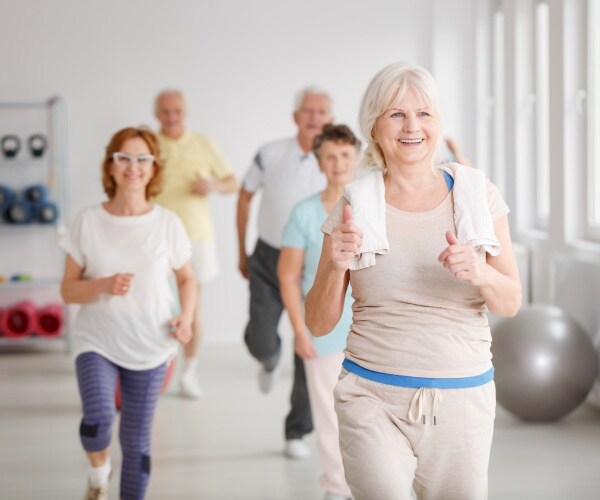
[1,135,21,159]
[28,134,47,158]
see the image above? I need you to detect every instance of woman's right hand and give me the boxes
[330,204,363,272]
[170,315,193,345]
[107,273,135,296]
[294,331,317,360]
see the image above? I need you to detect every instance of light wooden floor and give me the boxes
[1,342,600,499]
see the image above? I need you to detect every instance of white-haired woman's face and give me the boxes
[372,86,440,168]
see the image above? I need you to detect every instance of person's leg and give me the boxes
[75,352,119,494]
[243,240,284,376]
[335,371,417,500]
[305,352,351,498]
[180,282,203,398]
[285,352,313,443]
[180,240,220,398]
[412,383,496,500]
[118,363,167,500]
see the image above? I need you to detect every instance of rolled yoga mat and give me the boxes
[35,303,64,337]
[0,301,36,338]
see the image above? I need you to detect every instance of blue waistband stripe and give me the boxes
[342,359,494,389]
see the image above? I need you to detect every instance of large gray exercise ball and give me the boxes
[491,304,599,421]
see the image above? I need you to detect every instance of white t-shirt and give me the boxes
[242,137,326,248]
[60,204,192,370]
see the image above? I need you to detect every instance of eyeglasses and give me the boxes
[112,152,155,169]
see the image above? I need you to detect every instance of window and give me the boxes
[588,0,600,236]
[492,8,506,195]
[534,2,550,228]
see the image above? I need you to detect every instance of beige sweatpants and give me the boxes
[334,370,496,500]
[305,351,352,498]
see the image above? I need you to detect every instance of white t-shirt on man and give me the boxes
[242,137,326,248]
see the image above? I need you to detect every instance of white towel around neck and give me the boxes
[343,163,501,270]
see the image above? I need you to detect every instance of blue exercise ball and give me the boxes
[491,304,598,421]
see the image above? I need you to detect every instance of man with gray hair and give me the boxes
[237,87,333,459]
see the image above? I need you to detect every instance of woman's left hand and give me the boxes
[438,231,487,286]
[170,315,193,344]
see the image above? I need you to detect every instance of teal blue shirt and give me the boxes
[282,193,352,356]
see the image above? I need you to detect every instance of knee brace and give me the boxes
[79,413,114,452]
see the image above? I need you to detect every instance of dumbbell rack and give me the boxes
[0,98,70,352]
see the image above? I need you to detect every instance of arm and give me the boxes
[60,254,133,304]
[305,235,351,336]
[236,188,254,279]
[438,216,522,317]
[191,174,239,196]
[170,261,198,345]
[306,204,362,335]
[445,137,471,166]
[278,247,317,359]
[212,174,239,194]
[479,217,522,316]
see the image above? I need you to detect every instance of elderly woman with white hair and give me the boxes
[305,62,521,500]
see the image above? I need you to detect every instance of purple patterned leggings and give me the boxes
[76,351,166,500]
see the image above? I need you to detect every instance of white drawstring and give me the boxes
[431,388,443,426]
[408,388,426,424]
[408,388,444,425]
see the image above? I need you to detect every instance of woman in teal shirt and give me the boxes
[278,124,360,500]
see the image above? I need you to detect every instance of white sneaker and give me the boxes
[258,365,278,394]
[284,438,310,459]
[180,374,204,399]
[84,481,108,500]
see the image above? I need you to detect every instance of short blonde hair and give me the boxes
[358,62,443,172]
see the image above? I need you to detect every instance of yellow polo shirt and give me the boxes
[154,130,233,241]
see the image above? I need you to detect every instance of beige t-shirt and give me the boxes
[321,179,509,378]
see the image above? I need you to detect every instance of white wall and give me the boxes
[1,0,437,343]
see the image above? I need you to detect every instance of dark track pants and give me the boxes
[244,238,313,440]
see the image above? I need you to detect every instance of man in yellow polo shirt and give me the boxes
[154,90,238,398]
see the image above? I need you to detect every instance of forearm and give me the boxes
[236,199,250,257]
[177,275,198,321]
[478,266,522,317]
[213,175,239,194]
[61,277,111,304]
[280,278,307,336]
[305,262,348,336]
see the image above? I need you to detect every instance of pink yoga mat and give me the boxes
[1,301,36,338]
[35,303,64,337]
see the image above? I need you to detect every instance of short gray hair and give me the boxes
[358,62,443,172]
[294,86,333,111]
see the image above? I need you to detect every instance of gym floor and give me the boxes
[1,342,599,499]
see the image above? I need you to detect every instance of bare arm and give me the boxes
[306,205,362,335]
[478,217,522,316]
[191,174,239,196]
[170,261,198,345]
[214,174,239,194]
[236,188,254,279]
[438,216,522,317]
[305,235,351,336]
[278,247,317,359]
[445,137,471,166]
[60,255,133,304]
